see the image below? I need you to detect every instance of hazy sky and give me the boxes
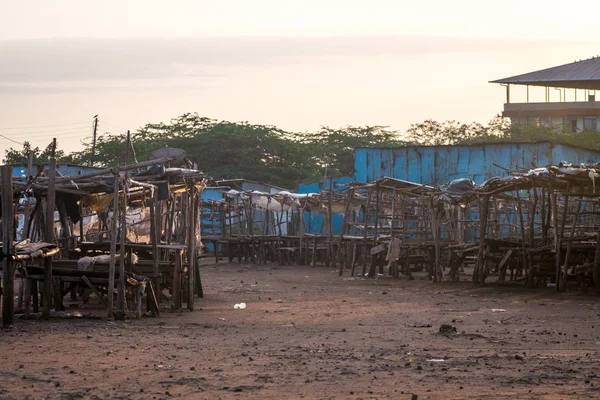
[0,0,598,154]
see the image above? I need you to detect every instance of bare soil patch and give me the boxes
[2,262,600,399]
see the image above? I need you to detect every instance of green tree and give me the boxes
[299,126,407,176]
[405,118,504,146]
[4,141,65,164]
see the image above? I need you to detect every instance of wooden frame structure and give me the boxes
[1,143,206,325]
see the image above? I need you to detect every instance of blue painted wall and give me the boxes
[10,164,103,179]
[297,176,353,235]
[354,142,600,185]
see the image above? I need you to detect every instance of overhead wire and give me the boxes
[0,118,132,151]
[101,120,130,132]
[0,134,24,146]
[0,121,90,130]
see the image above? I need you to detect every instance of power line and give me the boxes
[0,121,90,130]
[101,121,130,132]
[0,125,92,136]
[0,134,24,146]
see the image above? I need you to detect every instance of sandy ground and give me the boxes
[2,262,600,400]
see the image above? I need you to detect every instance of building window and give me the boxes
[583,117,598,131]
[564,116,578,133]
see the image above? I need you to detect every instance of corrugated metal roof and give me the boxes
[491,57,600,89]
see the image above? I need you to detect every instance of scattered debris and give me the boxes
[407,322,431,328]
[439,324,457,335]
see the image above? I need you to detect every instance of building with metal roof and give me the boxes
[491,57,600,132]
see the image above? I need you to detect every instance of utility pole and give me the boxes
[90,115,99,166]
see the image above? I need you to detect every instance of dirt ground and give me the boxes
[2,261,600,400]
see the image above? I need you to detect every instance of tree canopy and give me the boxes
[4,112,600,188]
[4,141,65,165]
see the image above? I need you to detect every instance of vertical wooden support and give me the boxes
[194,194,203,298]
[429,196,442,283]
[22,152,34,240]
[368,182,381,277]
[549,188,561,291]
[2,165,15,327]
[594,228,600,296]
[391,187,397,238]
[390,187,398,278]
[173,249,182,309]
[298,204,305,265]
[326,191,334,269]
[187,188,196,310]
[515,190,530,285]
[361,187,372,276]
[556,190,570,291]
[43,140,57,318]
[148,191,160,315]
[107,170,120,319]
[117,132,130,317]
[154,197,162,294]
[475,195,489,285]
[561,190,581,291]
[337,189,354,276]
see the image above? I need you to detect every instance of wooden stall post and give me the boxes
[173,249,182,309]
[194,193,203,298]
[474,194,490,285]
[148,190,160,315]
[107,170,120,319]
[561,189,582,292]
[361,187,372,276]
[117,131,131,318]
[187,188,197,310]
[22,151,34,239]
[429,196,442,283]
[594,228,600,296]
[368,182,381,277]
[43,139,57,319]
[549,187,561,291]
[515,189,530,285]
[2,165,15,327]
[324,191,334,269]
[337,189,354,276]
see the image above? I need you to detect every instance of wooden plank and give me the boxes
[194,194,203,298]
[2,165,15,327]
[497,249,514,271]
[187,189,196,310]
[43,143,57,319]
[117,132,130,317]
[361,187,372,276]
[173,250,182,309]
[81,275,108,307]
[107,171,120,318]
[148,195,160,313]
[370,243,387,256]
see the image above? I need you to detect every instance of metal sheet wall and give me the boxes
[355,143,600,185]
